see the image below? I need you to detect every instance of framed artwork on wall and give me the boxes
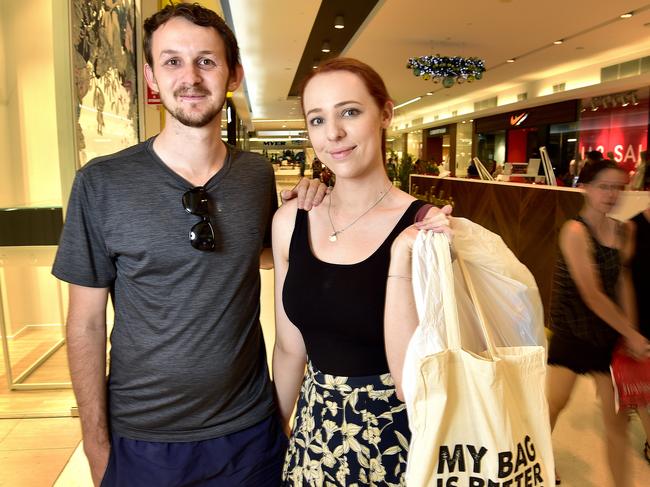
[72,0,140,167]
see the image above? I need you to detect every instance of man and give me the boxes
[53,4,325,486]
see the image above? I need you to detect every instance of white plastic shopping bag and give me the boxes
[403,218,546,407]
[404,230,554,487]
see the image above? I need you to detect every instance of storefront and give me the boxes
[0,0,157,406]
[473,90,650,183]
[387,123,464,176]
[422,124,456,171]
[473,100,579,178]
[577,87,649,176]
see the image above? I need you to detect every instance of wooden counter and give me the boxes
[410,175,649,322]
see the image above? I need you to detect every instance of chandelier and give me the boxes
[407,55,486,88]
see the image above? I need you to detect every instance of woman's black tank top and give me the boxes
[549,215,621,347]
[282,200,425,376]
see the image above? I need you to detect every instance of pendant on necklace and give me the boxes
[328,233,338,242]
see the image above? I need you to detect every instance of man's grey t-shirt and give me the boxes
[53,139,277,441]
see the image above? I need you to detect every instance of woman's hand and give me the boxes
[414,204,453,235]
[624,330,650,359]
[393,204,453,257]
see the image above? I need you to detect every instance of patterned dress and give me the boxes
[282,363,409,486]
[281,201,426,486]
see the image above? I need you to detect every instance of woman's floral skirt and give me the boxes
[281,361,410,486]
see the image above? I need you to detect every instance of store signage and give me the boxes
[263,141,287,146]
[429,127,447,136]
[578,97,648,174]
[510,112,529,126]
[589,90,638,111]
[146,86,161,105]
[579,144,645,169]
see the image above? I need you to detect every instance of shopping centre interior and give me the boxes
[1,0,649,485]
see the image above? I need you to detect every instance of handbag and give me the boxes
[404,230,555,486]
[610,343,650,411]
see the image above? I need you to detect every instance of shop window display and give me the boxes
[578,89,648,177]
[0,0,135,401]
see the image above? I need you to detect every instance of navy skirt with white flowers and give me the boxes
[281,361,410,486]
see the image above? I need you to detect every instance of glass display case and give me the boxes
[0,207,70,390]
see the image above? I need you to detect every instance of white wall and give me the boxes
[0,0,62,208]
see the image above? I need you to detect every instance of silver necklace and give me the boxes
[327,182,393,242]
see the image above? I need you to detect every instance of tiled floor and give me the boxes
[2,269,649,486]
[2,381,648,486]
[0,417,81,487]
[0,326,76,419]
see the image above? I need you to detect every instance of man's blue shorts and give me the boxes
[100,415,288,487]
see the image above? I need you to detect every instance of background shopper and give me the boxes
[545,159,650,486]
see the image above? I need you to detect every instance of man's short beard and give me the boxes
[165,103,221,128]
[160,87,222,128]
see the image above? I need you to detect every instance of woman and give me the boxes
[628,203,650,463]
[272,57,449,486]
[545,159,650,486]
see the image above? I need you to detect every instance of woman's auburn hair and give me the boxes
[299,57,393,163]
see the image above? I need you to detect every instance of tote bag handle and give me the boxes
[418,232,497,358]
[456,255,497,359]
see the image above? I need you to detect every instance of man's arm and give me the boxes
[67,284,111,487]
[260,248,273,269]
[261,178,329,269]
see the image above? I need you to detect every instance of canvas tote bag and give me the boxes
[405,231,554,487]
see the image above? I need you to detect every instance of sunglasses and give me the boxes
[182,187,215,251]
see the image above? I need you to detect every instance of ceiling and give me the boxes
[224,0,650,133]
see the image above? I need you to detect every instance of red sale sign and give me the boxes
[578,96,648,175]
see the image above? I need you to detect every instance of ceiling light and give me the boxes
[394,97,422,109]
[620,12,633,19]
[553,39,563,45]
[334,15,344,29]
[321,41,331,53]
[567,138,577,142]
[312,59,319,69]
[426,92,433,96]
[506,58,516,63]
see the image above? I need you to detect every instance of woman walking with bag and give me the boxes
[271,57,450,486]
[546,159,650,486]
